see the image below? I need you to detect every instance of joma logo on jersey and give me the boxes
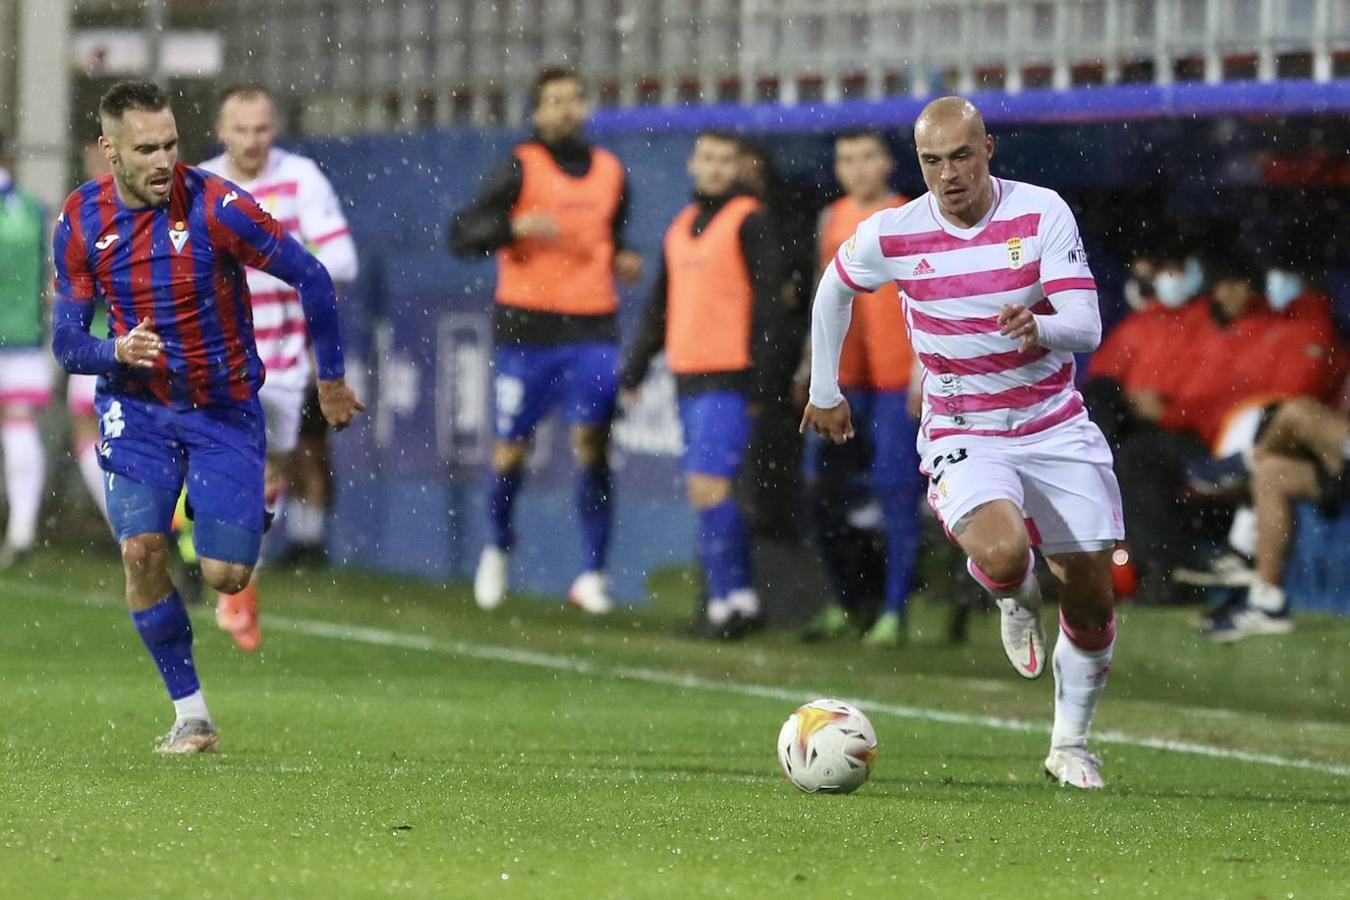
[94,233,120,251]
[1006,237,1024,270]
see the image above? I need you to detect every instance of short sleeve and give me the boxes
[52,206,95,305]
[831,210,888,294]
[1038,194,1096,296]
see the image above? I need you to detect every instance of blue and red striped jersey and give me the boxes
[53,163,296,408]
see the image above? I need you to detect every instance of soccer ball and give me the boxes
[776,699,877,794]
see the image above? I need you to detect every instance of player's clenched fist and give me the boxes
[799,399,855,445]
[114,319,163,368]
[317,378,365,431]
[997,303,1039,349]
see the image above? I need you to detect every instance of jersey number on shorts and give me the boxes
[929,448,967,484]
[495,375,524,435]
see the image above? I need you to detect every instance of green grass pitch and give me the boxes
[1,551,1347,898]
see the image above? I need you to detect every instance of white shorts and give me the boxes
[0,348,54,409]
[67,373,98,416]
[921,414,1125,555]
[259,381,306,455]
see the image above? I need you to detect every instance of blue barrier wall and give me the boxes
[293,86,1350,610]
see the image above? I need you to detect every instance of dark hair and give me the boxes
[695,128,743,149]
[99,80,170,123]
[835,127,890,150]
[218,82,273,107]
[531,66,582,110]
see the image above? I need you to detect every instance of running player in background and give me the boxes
[620,130,782,639]
[65,143,115,525]
[801,129,923,646]
[51,81,362,753]
[450,66,642,614]
[198,83,359,649]
[802,97,1123,788]
[0,132,53,567]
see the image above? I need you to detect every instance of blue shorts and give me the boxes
[492,342,618,441]
[804,388,921,493]
[95,392,267,565]
[678,391,751,479]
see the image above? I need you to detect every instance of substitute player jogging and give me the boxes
[620,130,781,639]
[803,97,1124,788]
[50,81,362,753]
[450,66,641,614]
[199,83,360,650]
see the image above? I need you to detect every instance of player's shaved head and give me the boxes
[914,96,987,143]
[912,96,996,228]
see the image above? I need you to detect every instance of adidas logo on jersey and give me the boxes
[912,258,935,276]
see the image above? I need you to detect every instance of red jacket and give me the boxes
[1163,295,1344,446]
[1089,302,1198,398]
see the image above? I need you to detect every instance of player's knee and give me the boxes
[569,427,609,468]
[201,560,254,594]
[1058,550,1116,624]
[493,441,529,473]
[120,533,170,580]
[970,535,1031,584]
[686,475,731,509]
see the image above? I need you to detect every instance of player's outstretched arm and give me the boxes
[799,262,857,444]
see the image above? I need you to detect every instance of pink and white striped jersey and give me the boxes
[832,178,1098,446]
[198,148,358,391]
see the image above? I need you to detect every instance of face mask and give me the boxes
[1123,277,1152,312]
[1154,273,1193,309]
[1265,269,1305,312]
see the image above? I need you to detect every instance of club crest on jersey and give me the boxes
[843,234,857,261]
[1006,237,1024,270]
[169,221,189,254]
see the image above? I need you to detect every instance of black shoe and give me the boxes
[683,611,755,641]
[1186,453,1250,497]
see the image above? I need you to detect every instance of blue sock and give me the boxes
[879,486,923,616]
[130,591,200,701]
[576,463,612,572]
[699,498,750,598]
[487,469,523,551]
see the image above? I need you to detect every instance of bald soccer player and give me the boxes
[802,97,1123,789]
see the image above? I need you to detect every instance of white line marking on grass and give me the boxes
[5,576,1346,779]
[270,615,1350,779]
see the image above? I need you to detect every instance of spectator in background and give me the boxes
[1200,397,1350,640]
[799,129,922,646]
[620,130,782,639]
[1083,248,1204,447]
[0,133,52,567]
[449,66,642,615]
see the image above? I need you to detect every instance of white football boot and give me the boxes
[996,597,1046,679]
[1044,746,1105,789]
[568,571,613,614]
[474,546,508,610]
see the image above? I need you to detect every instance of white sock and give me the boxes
[1228,506,1257,558]
[968,552,1041,610]
[1050,628,1115,750]
[3,420,44,548]
[727,588,760,617]
[76,441,109,521]
[289,498,325,545]
[1248,579,1286,614]
[172,690,211,724]
[706,598,732,625]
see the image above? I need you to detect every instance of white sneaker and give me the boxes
[996,597,1046,679]
[1206,604,1293,642]
[1044,746,1105,789]
[568,571,613,615]
[474,546,508,610]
